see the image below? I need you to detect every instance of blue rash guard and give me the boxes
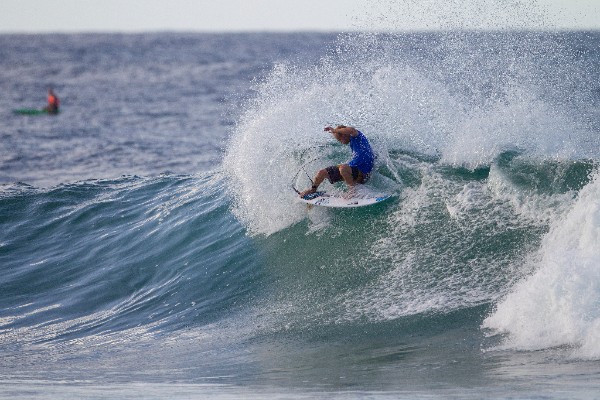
[347,130,375,174]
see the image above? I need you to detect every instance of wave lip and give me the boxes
[483,171,600,359]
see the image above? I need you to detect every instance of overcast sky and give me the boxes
[0,0,598,33]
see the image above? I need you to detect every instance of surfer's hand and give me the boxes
[324,126,333,132]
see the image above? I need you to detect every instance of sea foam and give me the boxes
[224,30,595,237]
[483,171,600,359]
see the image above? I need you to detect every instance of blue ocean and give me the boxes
[1,29,600,399]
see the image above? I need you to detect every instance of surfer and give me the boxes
[300,125,375,197]
[43,88,60,114]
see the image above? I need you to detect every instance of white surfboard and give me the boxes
[299,190,391,208]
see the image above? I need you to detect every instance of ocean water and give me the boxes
[1,29,600,399]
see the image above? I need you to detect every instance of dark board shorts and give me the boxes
[326,165,369,184]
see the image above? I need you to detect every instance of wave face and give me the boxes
[2,30,600,397]
[0,174,260,343]
[224,29,600,360]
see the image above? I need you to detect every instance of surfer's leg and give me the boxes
[341,165,366,198]
[300,168,328,197]
[338,164,356,187]
[313,169,328,188]
[352,167,367,184]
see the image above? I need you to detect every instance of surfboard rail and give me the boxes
[299,190,390,208]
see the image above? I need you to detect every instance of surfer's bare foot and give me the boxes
[343,186,357,199]
[299,188,316,197]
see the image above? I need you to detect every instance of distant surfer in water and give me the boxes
[43,88,60,114]
[300,125,375,197]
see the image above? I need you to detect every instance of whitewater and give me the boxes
[1,17,600,400]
